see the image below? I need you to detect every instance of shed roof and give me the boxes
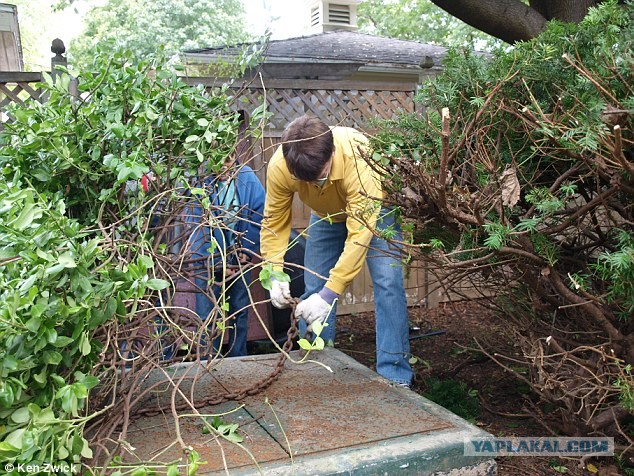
[186,30,448,70]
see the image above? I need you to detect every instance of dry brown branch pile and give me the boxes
[365,41,634,448]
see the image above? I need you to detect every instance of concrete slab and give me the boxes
[118,349,496,475]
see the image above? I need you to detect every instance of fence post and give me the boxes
[50,38,67,77]
[50,38,79,97]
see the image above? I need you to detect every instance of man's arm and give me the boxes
[325,145,383,295]
[260,156,295,271]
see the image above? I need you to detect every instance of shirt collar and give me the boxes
[328,142,344,181]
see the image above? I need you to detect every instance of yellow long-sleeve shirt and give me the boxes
[261,127,383,295]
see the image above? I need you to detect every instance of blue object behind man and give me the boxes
[187,163,265,357]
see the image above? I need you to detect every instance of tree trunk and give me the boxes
[431,0,601,43]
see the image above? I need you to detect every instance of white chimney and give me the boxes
[304,0,360,34]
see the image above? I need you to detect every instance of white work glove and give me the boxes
[295,293,332,332]
[270,279,293,309]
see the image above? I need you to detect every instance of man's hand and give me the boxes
[295,293,332,332]
[270,279,293,309]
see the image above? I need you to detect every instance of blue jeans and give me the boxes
[301,208,412,385]
[196,272,250,357]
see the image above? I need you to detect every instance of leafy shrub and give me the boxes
[0,182,102,465]
[0,45,265,472]
[369,0,633,438]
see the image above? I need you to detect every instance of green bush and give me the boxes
[369,0,633,436]
[0,46,265,473]
[0,183,102,465]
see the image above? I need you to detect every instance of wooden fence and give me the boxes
[0,72,43,122]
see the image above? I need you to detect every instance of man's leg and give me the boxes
[367,209,413,385]
[301,214,346,344]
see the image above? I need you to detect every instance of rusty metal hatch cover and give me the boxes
[114,349,495,475]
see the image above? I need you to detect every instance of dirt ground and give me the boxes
[334,300,626,476]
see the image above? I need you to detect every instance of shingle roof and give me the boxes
[187,30,448,69]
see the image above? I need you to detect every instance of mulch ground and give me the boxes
[334,300,627,476]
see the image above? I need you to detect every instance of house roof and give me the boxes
[186,30,448,71]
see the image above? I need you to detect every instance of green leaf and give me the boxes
[72,382,89,399]
[42,71,54,87]
[60,389,78,416]
[10,406,30,424]
[25,317,42,334]
[33,408,58,425]
[81,437,93,459]
[166,465,180,476]
[311,321,324,337]
[12,202,41,231]
[59,251,77,268]
[271,270,291,283]
[551,464,569,473]
[19,274,38,293]
[52,336,75,347]
[75,276,93,294]
[145,108,159,121]
[223,431,244,443]
[44,326,58,344]
[43,350,63,365]
[0,441,20,458]
[33,369,47,384]
[5,428,25,449]
[110,123,125,139]
[79,333,92,356]
[78,375,99,390]
[0,383,15,407]
[44,263,65,276]
[312,336,325,351]
[58,445,69,460]
[146,278,170,290]
[197,118,209,127]
[138,254,154,269]
[3,355,18,371]
[297,339,312,351]
[30,302,47,319]
[187,464,199,476]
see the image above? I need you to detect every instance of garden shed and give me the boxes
[182,0,450,316]
[0,3,22,71]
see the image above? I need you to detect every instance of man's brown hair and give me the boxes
[281,115,334,181]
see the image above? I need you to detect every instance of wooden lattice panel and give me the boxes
[0,80,43,124]
[225,85,415,135]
